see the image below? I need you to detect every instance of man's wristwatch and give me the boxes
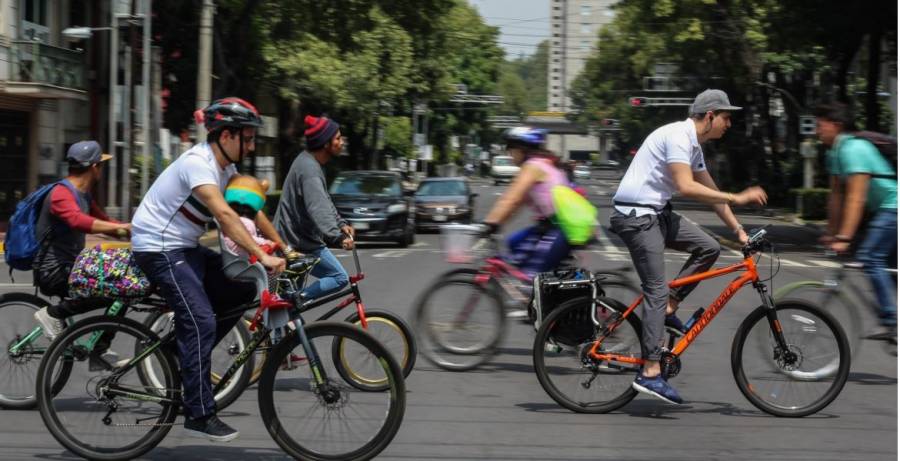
[835,234,853,242]
[733,225,744,236]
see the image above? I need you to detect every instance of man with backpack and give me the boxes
[29,141,131,340]
[815,101,897,342]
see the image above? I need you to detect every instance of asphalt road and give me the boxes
[0,171,895,460]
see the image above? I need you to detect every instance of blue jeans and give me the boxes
[856,210,897,326]
[301,246,350,300]
[505,224,572,278]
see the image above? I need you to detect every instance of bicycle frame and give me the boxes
[283,245,371,328]
[589,254,782,364]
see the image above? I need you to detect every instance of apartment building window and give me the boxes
[581,23,590,33]
[553,86,560,90]
[580,40,591,51]
[25,0,48,25]
[581,4,591,15]
[553,23,560,28]
[553,33,561,37]
[553,59,561,63]
[605,9,615,17]
[553,5,561,10]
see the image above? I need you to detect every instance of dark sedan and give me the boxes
[330,171,416,247]
[413,177,477,231]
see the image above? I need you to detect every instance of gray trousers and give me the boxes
[609,208,720,360]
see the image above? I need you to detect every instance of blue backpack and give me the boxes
[4,179,80,272]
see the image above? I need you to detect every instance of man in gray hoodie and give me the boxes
[274,114,354,300]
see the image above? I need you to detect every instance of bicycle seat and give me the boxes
[288,256,319,273]
[216,223,268,298]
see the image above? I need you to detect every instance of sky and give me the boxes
[468,0,550,58]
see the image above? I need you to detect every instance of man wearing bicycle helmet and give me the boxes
[610,89,767,405]
[482,127,573,317]
[131,97,286,442]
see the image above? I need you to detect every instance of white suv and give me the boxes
[490,155,520,185]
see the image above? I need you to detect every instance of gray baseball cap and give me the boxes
[66,140,112,166]
[690,89,742,114]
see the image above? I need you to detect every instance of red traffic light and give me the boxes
[630,97,647,107]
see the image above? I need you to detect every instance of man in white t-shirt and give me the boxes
[132,98,285,442]
[610,89,767,405]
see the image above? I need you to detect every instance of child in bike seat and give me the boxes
[223,175,283,259]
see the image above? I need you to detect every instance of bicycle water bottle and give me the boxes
[683,307,706,331]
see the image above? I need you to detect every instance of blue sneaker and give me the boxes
[632,373,683,404]
[664,313,686,334]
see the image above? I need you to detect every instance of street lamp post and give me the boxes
[63,6,151,220]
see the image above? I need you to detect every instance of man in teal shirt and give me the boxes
[816,102,897,342]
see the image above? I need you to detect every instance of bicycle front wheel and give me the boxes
[335,309,417,391]
[413,272,505,371]
[258,321,406,461]
[36,316,179,461]
[0,292,72,409]
[732,300,851,417]
[533,295,643,414]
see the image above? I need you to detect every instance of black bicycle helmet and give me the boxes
[194,97,263,132]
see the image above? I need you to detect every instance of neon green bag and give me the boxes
[551,185,597,245]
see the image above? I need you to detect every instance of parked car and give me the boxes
[490,155,520,185]
[414,177,477,231]
[330,171,415,247]
[573,164,592,180]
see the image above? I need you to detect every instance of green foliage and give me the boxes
[569,0,896,202]
[381,116,413,158]
[500,41,549,113]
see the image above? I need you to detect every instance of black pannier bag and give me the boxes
[531,268,600,346]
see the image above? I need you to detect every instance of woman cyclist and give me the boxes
[481,127,574,318]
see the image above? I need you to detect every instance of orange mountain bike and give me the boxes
[532,226,851,417]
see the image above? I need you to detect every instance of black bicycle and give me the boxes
[35,278,406,461]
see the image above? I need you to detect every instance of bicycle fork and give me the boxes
[756,282,794,361]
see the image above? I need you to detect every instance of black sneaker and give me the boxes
[184,414,240,442]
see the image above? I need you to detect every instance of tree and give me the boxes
[570,0,897,203]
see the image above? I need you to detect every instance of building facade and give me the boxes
[546,0,617,161]
[0,0,101,223]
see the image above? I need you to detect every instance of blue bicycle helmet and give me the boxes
[503,126,547,149]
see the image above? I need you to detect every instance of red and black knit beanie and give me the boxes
[304,114,340,150]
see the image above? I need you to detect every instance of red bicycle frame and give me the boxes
[589,254,770,364]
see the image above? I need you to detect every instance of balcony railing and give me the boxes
[10,39,85,90]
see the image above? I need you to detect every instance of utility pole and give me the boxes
[195,0,215,141]
[140,0,152,197]
[107,3,120,218]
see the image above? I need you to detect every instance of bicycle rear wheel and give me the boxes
[0,292,72,409]
[258,321,405,461]
[533,295,643,414]
[413,272,505,371]
[142,310,252,411]
[732,300,851,417]
[335,309,417,391]
[36,316,179,460]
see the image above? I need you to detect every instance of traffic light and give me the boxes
[630,97,648,107]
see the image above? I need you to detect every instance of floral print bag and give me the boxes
[68,245,152,299]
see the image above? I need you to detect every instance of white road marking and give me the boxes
[809,259,842,268]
